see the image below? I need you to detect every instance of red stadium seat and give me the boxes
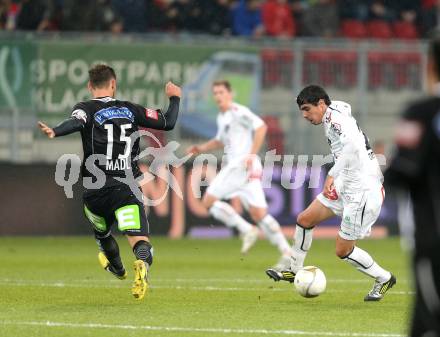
[278,50,294,88]
[367,20,393,39]
[261,49,294,88]
[341,20,367,39]
[393,21,419,39]
[367,52,422,89]
[303,50,358,87]
[261,49,281,87]
[262,116,285,154]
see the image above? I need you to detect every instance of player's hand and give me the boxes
[186,145,201,156]
[165,81,182,98]
[323,175,337,200]
[37,121,55,139]
[244,154,254,171]
[245,154,263,180]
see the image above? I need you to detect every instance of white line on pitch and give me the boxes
[154,278,409,285]
[0,280,415,295]
[0,320,405,337]
[0,277,409,284]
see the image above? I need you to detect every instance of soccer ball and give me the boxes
[294,266,327,298]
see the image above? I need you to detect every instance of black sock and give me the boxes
[95,233,124,272]
[133,240,153,266]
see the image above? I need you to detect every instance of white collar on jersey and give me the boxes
[219,102,237,114]
[323,101,352,123]
[92,96,116,103]
[322,106,331,123]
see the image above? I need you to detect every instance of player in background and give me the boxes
[38,64,181,300]
[385,37,440,336]
[266,85,396,301]
[187,80,292,269]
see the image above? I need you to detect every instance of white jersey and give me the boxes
[215,102,264,164]
[323,101,383,194]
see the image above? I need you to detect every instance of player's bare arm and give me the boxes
[245,123,267,169]
[187,139,224,156]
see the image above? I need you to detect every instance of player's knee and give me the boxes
[297,212,315,228]
[335,246,352,259]
[94,229,110,240]
[249,208,266,223]
[202,194,215,210]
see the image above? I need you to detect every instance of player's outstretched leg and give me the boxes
[209,200,258,254]
[130,239,153,300]
[265,223,313,282]
[290,223,314,273]
[337,237,396,301]
[266,199,334,282]
[253,210,292,270]
[95,232,127,280]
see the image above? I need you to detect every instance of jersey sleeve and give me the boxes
[327,113,363,177]
[53,102,87,137]
[241,107,265,130]
[70,102,88,124]
[129,102,166,129]
[214,115,223,141]
[130,96,180,130]
[335,113,361,147]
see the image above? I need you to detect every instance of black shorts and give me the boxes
[83,179,149,237]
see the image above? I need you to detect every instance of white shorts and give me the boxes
[206,159,268,209]
[317,185,385,241]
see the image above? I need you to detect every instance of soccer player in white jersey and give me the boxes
[187,80,292,269]
[266,85,396,301]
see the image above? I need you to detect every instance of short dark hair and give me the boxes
[88,64,116,88]
[212,80,232,92]
[296,85,331,107]
[429,37,440,80]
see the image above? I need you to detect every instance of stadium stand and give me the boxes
[0,0,435,39]
[341,19,367,39]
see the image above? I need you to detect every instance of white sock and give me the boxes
[258,214,291,255]
[342,246,391,283]
[209,201,253,234]
[291,224,314,273]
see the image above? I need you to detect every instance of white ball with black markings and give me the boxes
[294,266,326,298]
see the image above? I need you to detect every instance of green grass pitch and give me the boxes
[0,236,412,337]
